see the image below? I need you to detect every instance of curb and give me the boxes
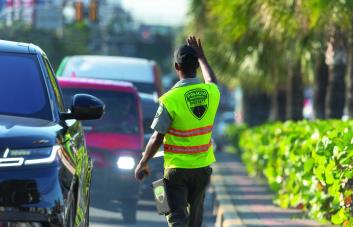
[212,165,244,227]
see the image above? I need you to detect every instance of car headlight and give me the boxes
[116,156,135,170]
[0,146,59,167]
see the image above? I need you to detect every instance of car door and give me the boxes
[42,55,92,225]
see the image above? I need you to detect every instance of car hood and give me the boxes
[85,132,142,151]
[0,115,61,149]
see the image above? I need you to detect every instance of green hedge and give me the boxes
[234,120,353,225]
[224,124,247,152]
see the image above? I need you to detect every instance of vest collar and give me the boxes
[172,78,201,89]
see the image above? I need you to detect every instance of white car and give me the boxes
[56,55,163,96]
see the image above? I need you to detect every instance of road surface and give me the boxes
[90,187,215,227]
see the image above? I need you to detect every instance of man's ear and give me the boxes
[174,62,181,71]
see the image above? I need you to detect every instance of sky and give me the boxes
[120,0,189,26]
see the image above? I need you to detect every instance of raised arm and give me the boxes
[187,36,218,84]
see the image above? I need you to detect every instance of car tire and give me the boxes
[121,199,137,224]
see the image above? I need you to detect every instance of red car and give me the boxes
[58,77,143,224]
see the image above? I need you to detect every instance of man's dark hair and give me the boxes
[174,45,199,77]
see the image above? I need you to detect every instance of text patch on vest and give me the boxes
[184,88,209,120]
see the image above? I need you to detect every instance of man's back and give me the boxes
[160,81,220,169]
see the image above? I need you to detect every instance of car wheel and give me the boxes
[121,199,137,224]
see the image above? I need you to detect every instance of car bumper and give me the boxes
[0,211,49,223]
[0,164,72,224]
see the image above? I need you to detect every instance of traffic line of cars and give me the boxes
[0,40,162,226]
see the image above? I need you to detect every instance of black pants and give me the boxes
[164,166,212,227]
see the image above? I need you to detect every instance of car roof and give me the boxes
[0,40,43,54]
[58,77,138,94]
[60,55,155,83]
[68,55,152,65]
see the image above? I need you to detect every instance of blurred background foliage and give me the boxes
[187,0,353,125]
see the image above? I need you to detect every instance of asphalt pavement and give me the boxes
[89,199,166,227]
[89,186,216,227]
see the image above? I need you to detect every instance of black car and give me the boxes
[0,40,104,226]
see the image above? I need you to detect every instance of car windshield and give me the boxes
[0,53,51,120]
[61,88,139,134]
[131,82,156,94]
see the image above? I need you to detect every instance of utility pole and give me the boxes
[75,0,83,22]
[89,0,97,22]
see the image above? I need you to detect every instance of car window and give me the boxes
[131,82,156,95]
[0,53,52,120]
[44,58,65,112]
[61,88,140,134]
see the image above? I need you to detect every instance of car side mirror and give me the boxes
[61,94,105,120]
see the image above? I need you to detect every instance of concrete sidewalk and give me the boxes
[211,152,324,227]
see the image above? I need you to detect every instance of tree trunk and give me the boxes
[313,54,329,119]
[325,27,347,119]
[270,88,286,121]
[346,27,353,118]
[286,61,304,121]
[243,89,271,126]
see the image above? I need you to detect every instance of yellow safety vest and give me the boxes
[160,82,220,169]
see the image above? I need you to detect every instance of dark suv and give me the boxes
[0,40,104,226]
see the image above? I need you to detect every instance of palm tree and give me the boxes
[313,53,328,119]
[305,0,352,119]
[347,24,353,117]
[345,12,353,118]
[325,27,347,118]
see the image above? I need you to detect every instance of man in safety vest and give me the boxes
[135,36,220,227]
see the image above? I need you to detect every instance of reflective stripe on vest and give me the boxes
[164,141,212,154]
[168,125,213,137]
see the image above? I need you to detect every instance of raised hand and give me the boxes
[187,36,205,59]
[186,35,217,84]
